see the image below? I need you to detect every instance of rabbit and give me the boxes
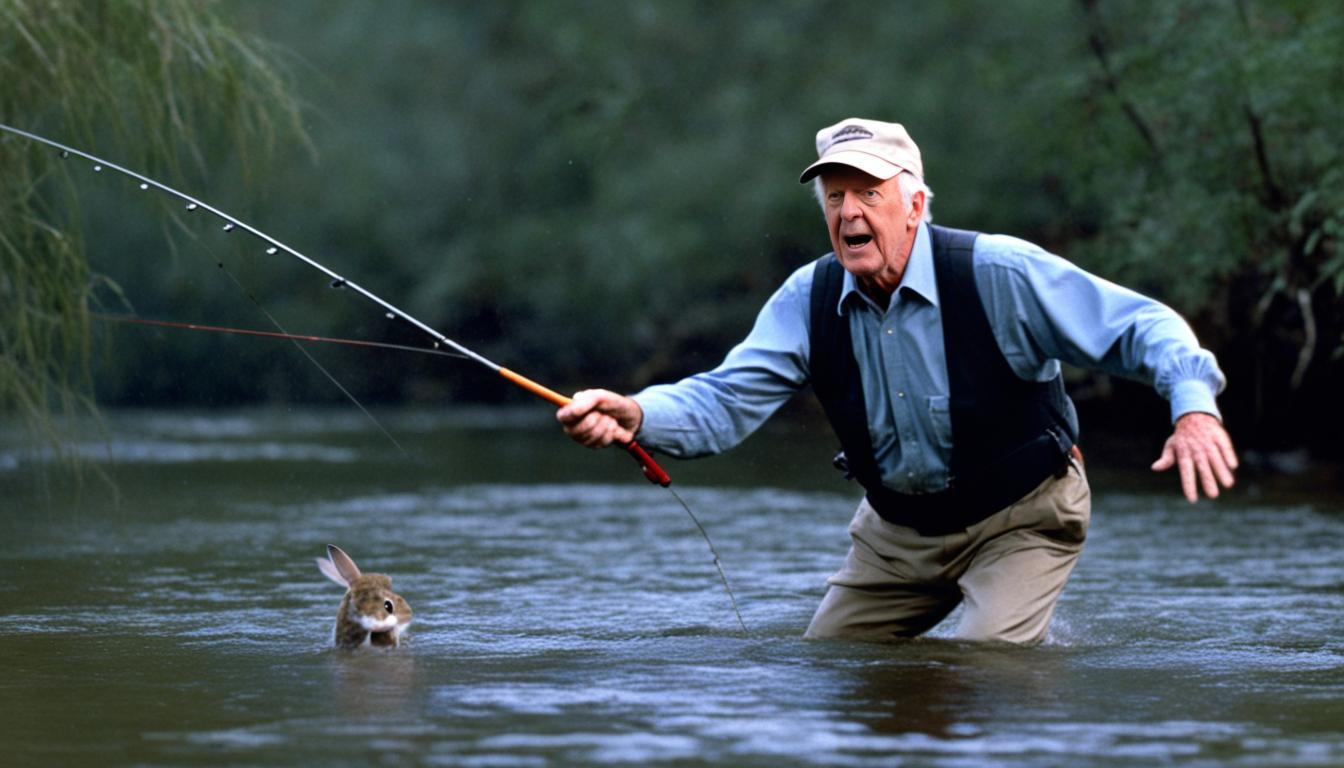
[316,544,412,649]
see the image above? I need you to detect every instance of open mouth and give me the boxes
[843,234,873,248]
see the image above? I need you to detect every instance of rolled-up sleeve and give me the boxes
[633,264,813,457]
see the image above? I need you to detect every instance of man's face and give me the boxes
[820,166,923,297]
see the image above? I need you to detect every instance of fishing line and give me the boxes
[2,122,748,634]
[203,238,411,458]
[668,486,746,633]
[91,314,471,359]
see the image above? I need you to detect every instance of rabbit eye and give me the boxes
[384,600,394,614]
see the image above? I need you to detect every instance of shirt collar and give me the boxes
[835,221,937,314]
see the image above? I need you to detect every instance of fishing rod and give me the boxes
[0,122,669,484]
[100,311,746,632]
[3,122,747,633]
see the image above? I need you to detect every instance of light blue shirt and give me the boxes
[633,222,1226,493]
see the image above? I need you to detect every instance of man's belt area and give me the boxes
[862,428,1079,537]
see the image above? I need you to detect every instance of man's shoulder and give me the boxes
[967,231,1064,281]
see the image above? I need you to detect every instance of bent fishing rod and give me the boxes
[1,122,669,481]
[2,122,746,633]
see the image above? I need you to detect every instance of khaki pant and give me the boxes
[805,459,1090,645]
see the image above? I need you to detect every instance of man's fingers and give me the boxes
[1218,432,1240,471]
[1151,441,1176,471]
[1212,451,1236,490]
[1159,440,1235,503]
[588,414,630,447]
[1178,451,1198,503]
[1155,415,1241,502]
[1196,452,1220,499]
[558,391,636,449]
[557,391,614,433]
[576,412,620,448]
[576,411,604,440]
[556,391,600,426]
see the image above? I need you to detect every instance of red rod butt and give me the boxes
[623,440,671,487]
[498,368,671,486]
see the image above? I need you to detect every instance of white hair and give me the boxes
[812,170,934,223]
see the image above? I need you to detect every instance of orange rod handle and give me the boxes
[499,367,571,407]
[497,367,672,487]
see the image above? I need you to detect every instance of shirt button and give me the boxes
[885,329,893,335]
[897,391,905,398]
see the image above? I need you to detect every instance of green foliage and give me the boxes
[134,0,1081,404]
[1061,0,1344,445]
[0,0,304,454]
[6,0,1340,452]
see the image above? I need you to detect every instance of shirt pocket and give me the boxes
[927,395,953,450]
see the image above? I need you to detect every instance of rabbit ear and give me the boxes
[326,544,362,584]
[316,556,348,587]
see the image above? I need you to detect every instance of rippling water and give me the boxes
[2,409,1341,766]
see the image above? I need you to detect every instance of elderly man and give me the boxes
[557,118,1238,644]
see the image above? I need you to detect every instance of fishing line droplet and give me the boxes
[93,165,103,172]
[59,150,69,159]
[139,183,150,190]
[185,203,198,211]
[385,312,396,320]
[222,223,235,232]
[265,247,278,255]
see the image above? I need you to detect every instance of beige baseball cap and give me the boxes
[798,118,923,183]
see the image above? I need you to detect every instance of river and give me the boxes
[1,407,1341,766]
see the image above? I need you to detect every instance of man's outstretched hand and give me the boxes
[1151,412,1238,502]
[556,389,643,449]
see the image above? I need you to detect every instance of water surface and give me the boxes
[2,409,1341,766]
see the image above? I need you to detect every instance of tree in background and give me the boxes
[0,0,304,458]
[1067,0,1343,450]
[6,1,1339,460]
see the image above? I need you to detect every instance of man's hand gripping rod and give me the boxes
[498,369,670,486]
[0,121,671,488]
[1,122,744,626]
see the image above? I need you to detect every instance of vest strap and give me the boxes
[808,225,1076,537]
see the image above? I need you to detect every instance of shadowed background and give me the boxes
[2,5,1342,766]
[3,0,1338,465]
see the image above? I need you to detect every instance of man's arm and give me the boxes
[973,235,1237,502]
[557,263,815,457]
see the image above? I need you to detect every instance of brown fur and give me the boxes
[317,545,412,649]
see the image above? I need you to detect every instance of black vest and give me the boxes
[809,225,1077,535]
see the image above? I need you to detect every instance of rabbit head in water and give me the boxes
[316,545,412,649]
